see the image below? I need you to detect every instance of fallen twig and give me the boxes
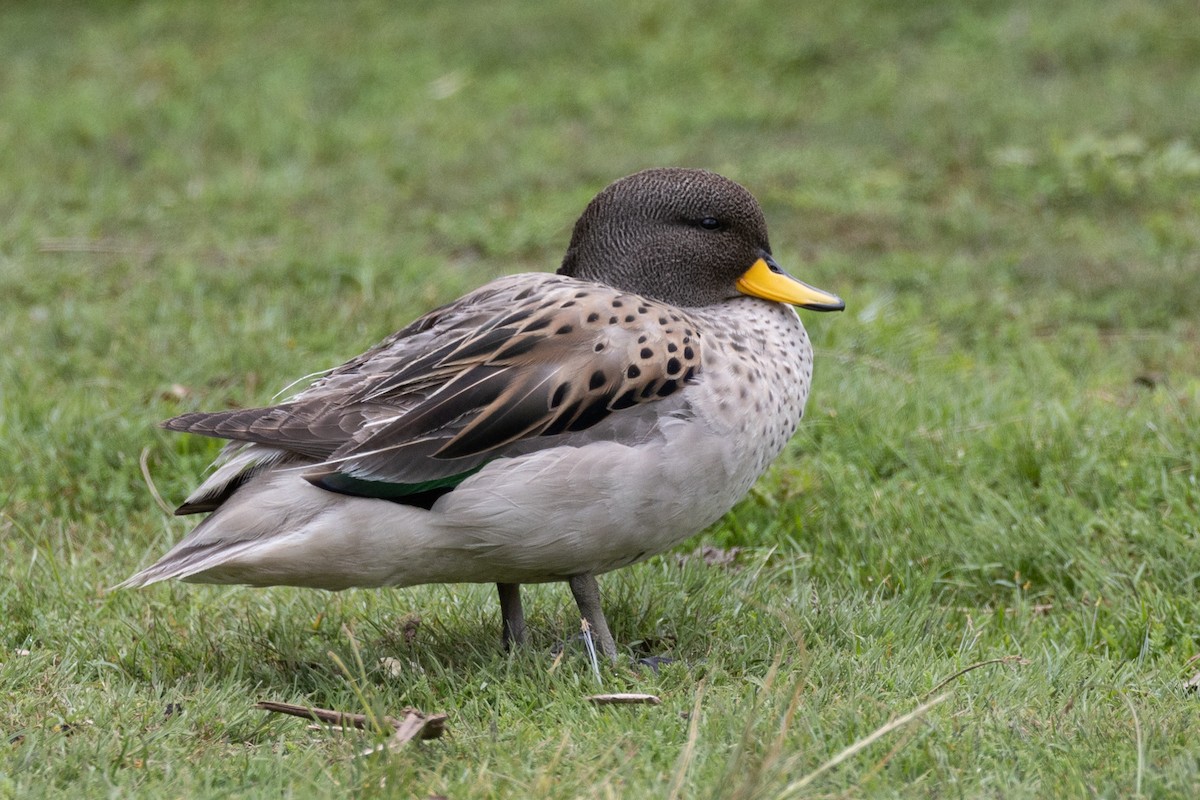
[359,711,449,757]
[586,693,661,706]
[256,700,447,751]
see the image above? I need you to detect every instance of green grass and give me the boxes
[3,0,1200,796]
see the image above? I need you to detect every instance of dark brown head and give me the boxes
[558,168,843,311]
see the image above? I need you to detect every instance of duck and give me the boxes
[120,168,844,662]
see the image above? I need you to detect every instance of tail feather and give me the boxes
[117,469,354,590]
[162,407,288,438]
[115,536,264,589]
[162,405,334,460]
[171,444,291,516]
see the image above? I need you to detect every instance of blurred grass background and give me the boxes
[2,1,1199,797]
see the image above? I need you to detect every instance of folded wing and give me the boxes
[165,273,703,509]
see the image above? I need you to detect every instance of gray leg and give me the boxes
[568,573,618,663]
[497,582,527,651]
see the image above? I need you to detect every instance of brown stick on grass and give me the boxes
[256,700,447,741]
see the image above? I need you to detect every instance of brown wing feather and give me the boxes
[163,274,703,493]
[309,282,702,487]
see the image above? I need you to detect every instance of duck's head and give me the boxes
[559,168,844,312]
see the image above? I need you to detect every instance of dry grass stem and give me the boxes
[926,655,1030,698]
[666,679,707,800]
[775,692,951,798]
[139,447,174,516]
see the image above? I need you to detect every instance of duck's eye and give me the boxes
[699,217,721,230]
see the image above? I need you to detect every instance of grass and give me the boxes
[2,0,1199,796]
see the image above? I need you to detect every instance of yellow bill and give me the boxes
[736,255,845,311]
